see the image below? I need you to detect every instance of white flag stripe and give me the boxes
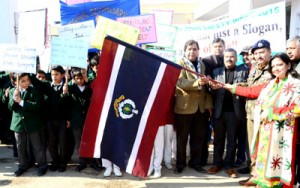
[93,44,126,158]
[126,62,167,173]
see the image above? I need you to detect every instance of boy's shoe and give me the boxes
[152,169,161,178]
[14,168,27,177]
[113,167,122,177]
[103,167,112,177]
[165,163,173,170]
[58,165,66,172]
[90,164,103,172]
[75,164,87,172]
[49,164,59,172]
[147,167,154,176]
[38,167,48,176]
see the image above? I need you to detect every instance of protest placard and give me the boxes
[117,14,157,44]
[91,16,139,50]
[17,9,47,55]
[147,48,176,62]
[151,24,177,48]
[0,44,36,73]
[58,20,95,44]
[50,37,88,69]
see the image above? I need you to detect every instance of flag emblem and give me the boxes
[114,95,138,119]
[79,36,181,177]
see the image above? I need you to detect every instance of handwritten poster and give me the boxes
[51,37,88,68]
[147,48,176,62]
[58,20,95,45]
[91,16,140,50]
[117,14,157,44]
[0,44,37,73]
[152,24,177,48]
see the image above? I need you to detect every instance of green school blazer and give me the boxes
[8,86,44,133]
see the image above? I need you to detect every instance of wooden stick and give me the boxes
[181,66,224,86]
[65,66,69,85]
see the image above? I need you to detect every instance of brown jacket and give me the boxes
[174,58,213,114]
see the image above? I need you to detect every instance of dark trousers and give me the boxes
[73,128,86,165]
[47,120,67,166]
[4,117,17,156]
[236,118,247,162]
[213,112,240,169]
[15,130,47,170]
[72,128,100,166]
[175,110,209,168]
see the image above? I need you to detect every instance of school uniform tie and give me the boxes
[20,91,26,99]
[53,85,60,91]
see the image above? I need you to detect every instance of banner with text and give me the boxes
[0,44,36,74]
[51,37,89,68]
[117,14,157,44]
[173,1,286,61]
[60,0,140,25]
[91,16,139,50]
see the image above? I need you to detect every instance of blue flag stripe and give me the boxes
[94,44,125,158]
[126,62,167,173]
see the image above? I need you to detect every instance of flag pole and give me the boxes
[181,66,224,86]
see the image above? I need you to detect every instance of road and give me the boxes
[0,144,249,188]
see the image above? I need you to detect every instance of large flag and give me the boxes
[79,36,181,177]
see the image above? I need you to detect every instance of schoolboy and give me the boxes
[30,65,70,172]
[88,55,99,81]
[2,73,18,157]
[66,68,102,172]
[8,73,47,176]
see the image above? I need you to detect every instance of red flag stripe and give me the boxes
[131,64,180,177]
[79,40,119,158]
[125,62,166,174]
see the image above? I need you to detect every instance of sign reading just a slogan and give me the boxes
[172,1,286,61]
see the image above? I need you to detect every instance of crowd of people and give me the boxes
[0,36,300,188]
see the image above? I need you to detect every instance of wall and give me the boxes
[0,0,18,43]
[289,0,300,38]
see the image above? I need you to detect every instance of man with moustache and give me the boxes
[286,36,300,186]
[173,39,213,174]
[207,48,248,178]
[202,38,225,78]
